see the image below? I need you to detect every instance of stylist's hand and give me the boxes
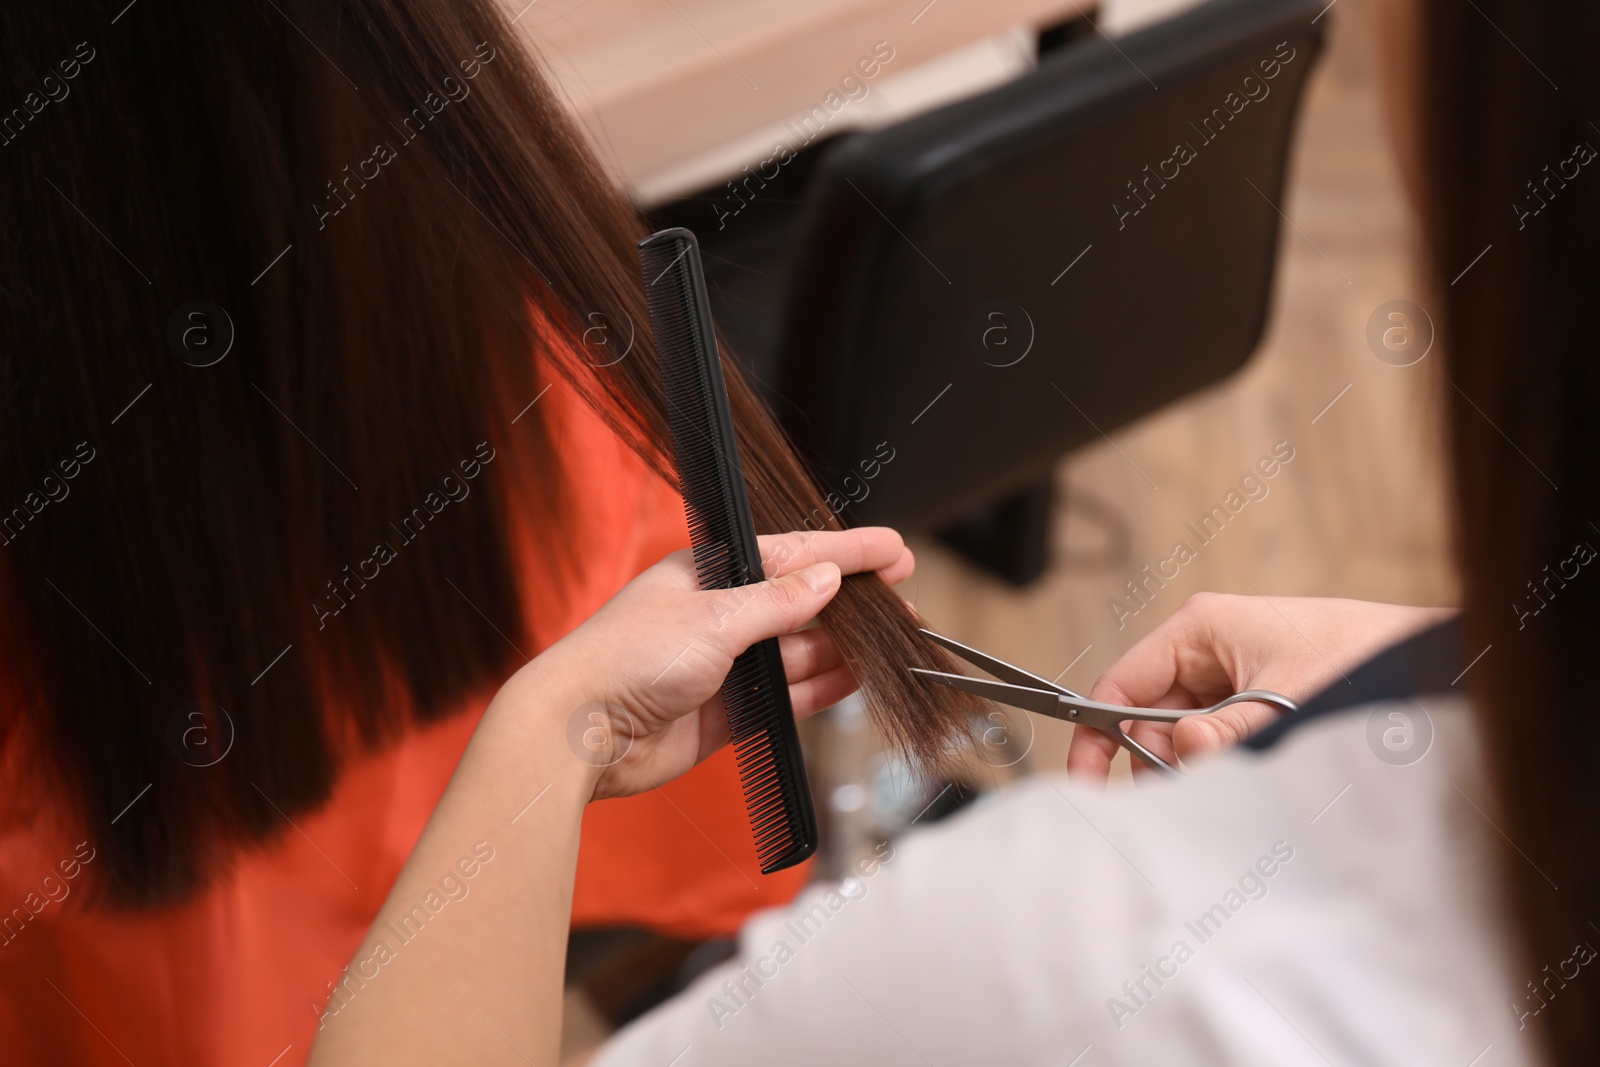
[527,527,912,801]
[1065,593,1456,784]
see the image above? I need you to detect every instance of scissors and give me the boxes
[910,629,1299,776]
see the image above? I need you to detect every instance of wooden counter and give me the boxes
[508,0,1087,190]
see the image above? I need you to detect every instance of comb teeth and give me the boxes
[723,641,815,871]
[639,229,818,873]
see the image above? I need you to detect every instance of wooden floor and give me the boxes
[900,0,1458,775]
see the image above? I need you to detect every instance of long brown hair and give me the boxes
[0,0,977,906]
[1420,2,1600,1062]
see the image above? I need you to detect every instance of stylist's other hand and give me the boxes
[523,527,913,801]
[1065,593,1456,784]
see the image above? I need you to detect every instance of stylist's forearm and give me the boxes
[309,659,598,1067]
[305,529,885,1063]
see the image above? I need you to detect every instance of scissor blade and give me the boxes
[910,668,1067,718]
[917,629,1082,698]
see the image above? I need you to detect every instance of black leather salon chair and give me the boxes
[650,0,1327,584]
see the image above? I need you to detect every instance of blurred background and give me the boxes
[509,0,1457,1051]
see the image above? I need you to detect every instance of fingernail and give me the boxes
[802,562,840,594]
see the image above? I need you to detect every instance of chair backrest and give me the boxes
[773,0,1327,532]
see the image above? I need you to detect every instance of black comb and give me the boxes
[637,227,818,873]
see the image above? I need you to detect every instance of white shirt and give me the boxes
[595,697,1546,1066]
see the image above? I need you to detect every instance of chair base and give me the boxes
[935,476,1055,586]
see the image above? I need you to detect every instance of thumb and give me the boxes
[717,561,841,651]
[1171,699,1283,765]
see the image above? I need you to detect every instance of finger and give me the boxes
[789,663,857,720]
[1123,720,1178,776]
[1089,597,1239,712]
[1089,642,1190,714]
[757,528,905,581]
[714,562,842,654]
[876,545,915,587]
[1065,723,1122,787]
[778,628,845,683]
[1172,699,1282,765]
